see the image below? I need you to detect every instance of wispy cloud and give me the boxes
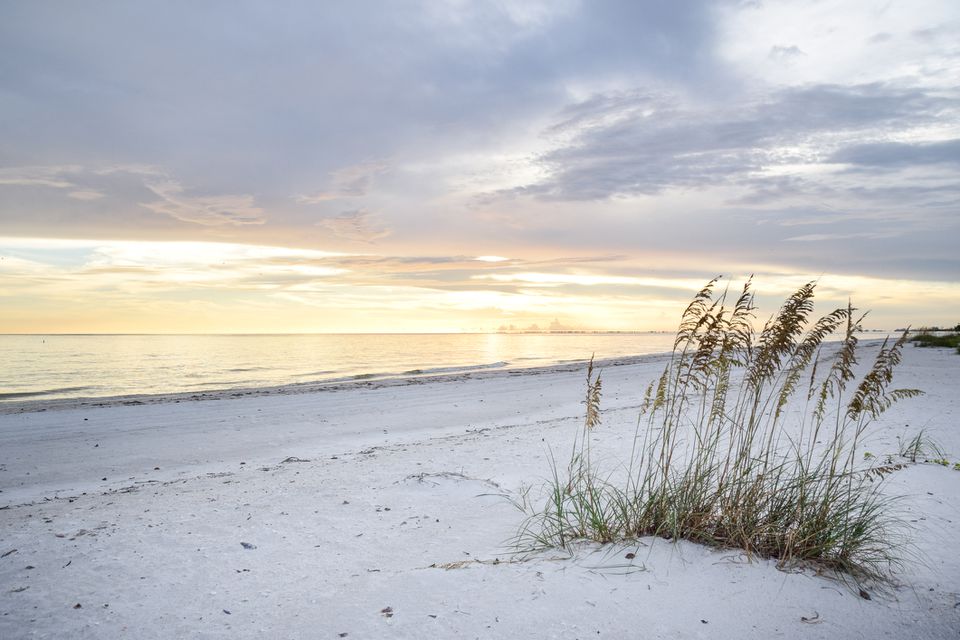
[0,165,80,189]
[67,189,105,201]
[473,272,710,290]
[141,180,265,227]
[315,209,390,243]
[296,161,389,204]
[784,232,902,243]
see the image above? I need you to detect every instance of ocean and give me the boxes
[0,333,679,402]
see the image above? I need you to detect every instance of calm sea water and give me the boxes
[0,333,679,402]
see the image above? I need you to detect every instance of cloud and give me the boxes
[784,231,901,242]
[0,164,163,192]
[67,189,105,200]
[0,165,80,189]
[295,161,389,203]
[489,82,955,202]
[3,235,959,332]
[769,45,805,60]
[315,209,390,243]
[473,272,712,290]
[0,237,349,299]
[867,32,894,44]
[142,180,266,226]
[911,24,959,43]
[828,139,960,167]
[0,0,728,204]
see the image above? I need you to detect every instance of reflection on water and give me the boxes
[0,333,678,402]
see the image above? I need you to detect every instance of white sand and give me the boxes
[1,345,958,639]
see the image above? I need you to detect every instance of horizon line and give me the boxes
[0,329,901,337]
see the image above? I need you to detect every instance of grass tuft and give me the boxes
[517,278,923,584]
[897,429,945,463]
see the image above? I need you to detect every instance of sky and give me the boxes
[1,0,958,333]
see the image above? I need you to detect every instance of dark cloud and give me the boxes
[911,24,959,42]
[867,32,894,44]
[829,139,960,167]
[0,0,725,192]
[732,170,960,212]
[494,83,952,202]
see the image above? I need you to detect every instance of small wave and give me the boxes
[402,361,509,376]
[225,366,272,373]
[294,370,338,378]
[306,372,390,384]
[182,380,258,388]
[326,363,508,384]
[0,386,95,400]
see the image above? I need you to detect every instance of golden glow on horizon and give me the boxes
[1,237,958,334]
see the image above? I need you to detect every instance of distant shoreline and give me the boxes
[0,329,895,336]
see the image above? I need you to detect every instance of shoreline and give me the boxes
[0,351,678,416]
[1,336,894,415]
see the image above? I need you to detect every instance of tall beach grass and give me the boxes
[517,278,921,582]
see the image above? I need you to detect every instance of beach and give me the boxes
[1,344,958,639]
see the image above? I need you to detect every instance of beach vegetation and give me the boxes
[909,331,960,354]
[897,429,944,463]
[517,278,922,583]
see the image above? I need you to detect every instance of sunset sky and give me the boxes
[1,1,958,333]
